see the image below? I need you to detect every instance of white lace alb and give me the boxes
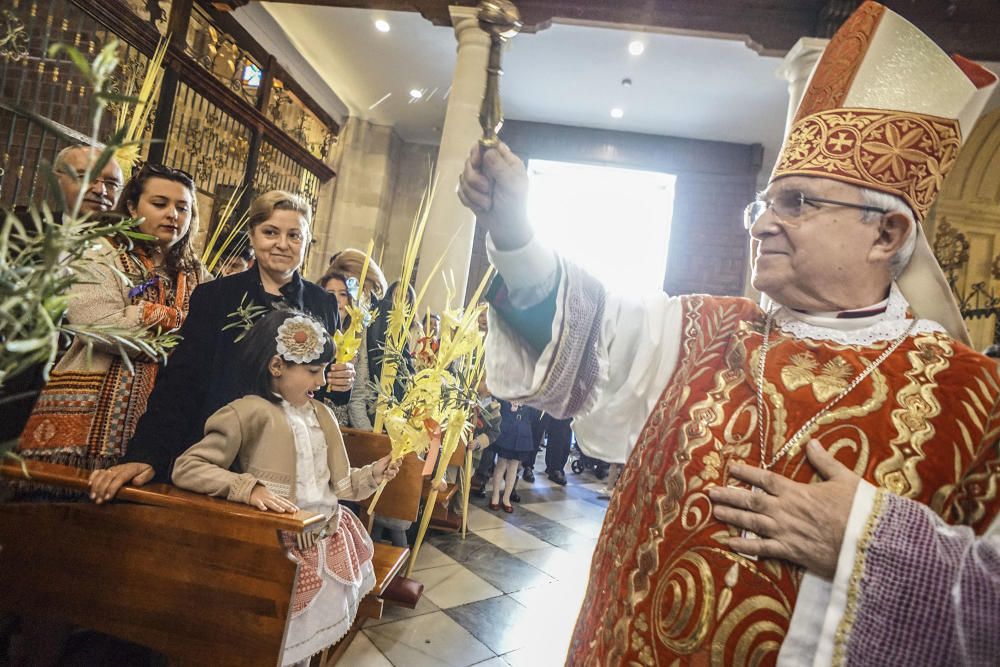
[771,283,945,346]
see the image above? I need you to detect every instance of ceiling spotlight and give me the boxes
[610,107,624,119]
[374,19,391,32]
[621,77,632,88]
[628,41,644,56]
[409,89,424,99]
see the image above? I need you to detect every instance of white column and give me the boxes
[415,6,490,314]
[776,37,828,135]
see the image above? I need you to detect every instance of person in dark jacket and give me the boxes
[489,400,538,512]
[366,280,416,402]
[88,190,354,501]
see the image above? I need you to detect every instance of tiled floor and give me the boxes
[344,455,611,666]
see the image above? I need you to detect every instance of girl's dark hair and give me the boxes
[319,270,350,292]
[319,270,353,330]
[114,163,202,274]
[236,309,336,403]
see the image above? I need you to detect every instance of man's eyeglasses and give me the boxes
[57,168,123,193]
[743,191,888,230]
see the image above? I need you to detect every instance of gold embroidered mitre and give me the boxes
[771,1,997,222]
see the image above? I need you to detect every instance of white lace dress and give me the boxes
[279,400,376,666]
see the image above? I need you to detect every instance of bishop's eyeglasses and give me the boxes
[743,190,888,230]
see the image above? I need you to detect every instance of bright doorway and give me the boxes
[526,159,676,293]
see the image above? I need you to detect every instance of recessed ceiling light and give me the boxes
[611,107,624,119]
[374,19,391,32]
[628,41,644,56]
[409,89,424,99]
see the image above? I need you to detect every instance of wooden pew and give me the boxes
[0,459,408,666]
[342,427,423,526]
[421,442,468,532]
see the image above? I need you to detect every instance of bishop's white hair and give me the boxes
[858,187,918,278]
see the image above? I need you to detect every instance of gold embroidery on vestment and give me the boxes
[609,298,753,663]
[781,353,855,402]
[758,344,888,459]
[712,595,789,666]
[832,488,888,666]
[876,335,951,497]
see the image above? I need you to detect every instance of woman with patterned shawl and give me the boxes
[15,164,209,496]
[457,3,1000,665]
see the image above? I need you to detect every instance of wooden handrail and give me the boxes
[1,459,325,533]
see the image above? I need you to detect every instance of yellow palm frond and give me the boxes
[114,35,169,174]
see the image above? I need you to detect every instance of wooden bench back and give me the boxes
[342,428,423,523]
[0,459,414,666]
[0,460,325,666]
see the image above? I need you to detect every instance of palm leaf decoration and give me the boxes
[113,34,169,175]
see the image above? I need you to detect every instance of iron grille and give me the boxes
[161,80,252,198]
[0,0,153,205]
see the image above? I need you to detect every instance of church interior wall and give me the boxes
[309,117,400,281]
[307,117,438,285]
[380,140,438,284]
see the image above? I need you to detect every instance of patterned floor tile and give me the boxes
[364,611,496,667]
[412,542,460,572]
[520,499,605,522]
[475,523,552,554]
[351,447,605,665]
[339,631,394,666]
[417,563,503,609]
[444,595,543,655]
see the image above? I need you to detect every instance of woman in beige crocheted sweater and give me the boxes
[16,163,209,491]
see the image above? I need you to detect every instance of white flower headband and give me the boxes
[275,315,327,364]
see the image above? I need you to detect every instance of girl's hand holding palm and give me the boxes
[372,454,402,484]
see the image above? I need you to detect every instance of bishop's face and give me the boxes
[749,176,889,312]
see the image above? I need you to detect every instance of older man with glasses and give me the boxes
[52,143,124,215]
[458,3,1000,665]
[1,144,125,445]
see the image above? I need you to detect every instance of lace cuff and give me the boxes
[227,472,260,505]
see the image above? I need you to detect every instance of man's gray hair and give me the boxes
[52,143,97,173]
[859,187,917,278]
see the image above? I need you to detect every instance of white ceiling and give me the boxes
[237,4,1000,178]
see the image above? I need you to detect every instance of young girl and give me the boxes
[172,309,400,666]
[490,400,537,512]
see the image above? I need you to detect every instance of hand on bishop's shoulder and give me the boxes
[458,142,532,251]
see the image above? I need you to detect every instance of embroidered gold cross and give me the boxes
[829,131,855,152]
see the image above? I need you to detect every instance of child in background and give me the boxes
[490,400,537,513]
[471,378,502,473]
[172,310,400,666]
